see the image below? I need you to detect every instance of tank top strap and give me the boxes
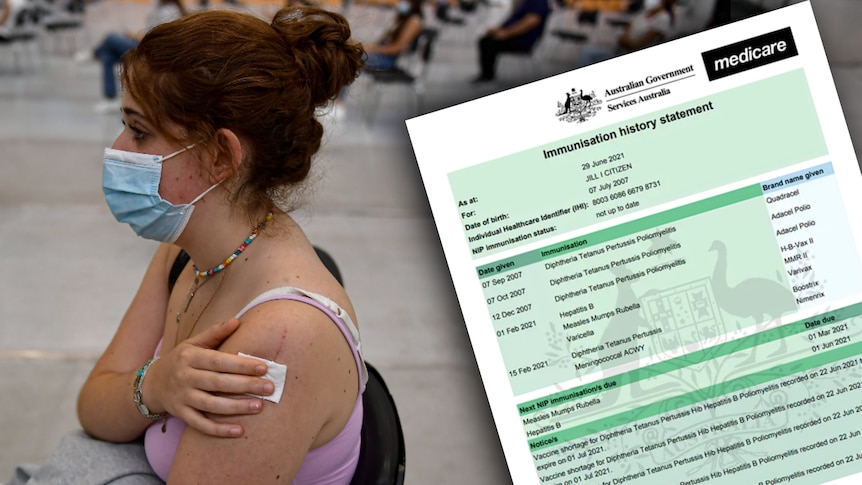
[235,286,368,391]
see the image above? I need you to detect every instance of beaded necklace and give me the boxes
[193,211,273,277]
[175,210,274,336]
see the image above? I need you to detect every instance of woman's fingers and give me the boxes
[180,407,246,438]
[158,319,276,438]
[186,388,265,415]
[177,390,268,437]
[184,347,268,377]
[187,368,274,396]
[183,319,269,379]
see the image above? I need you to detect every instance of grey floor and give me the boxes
[1,0,860,483]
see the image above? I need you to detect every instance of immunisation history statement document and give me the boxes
[406,3,862,485]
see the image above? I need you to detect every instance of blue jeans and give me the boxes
[364,53,397,71]
[93,33,138,99]
[577,44,617,68]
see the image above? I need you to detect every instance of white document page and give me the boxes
[407,3,862,484]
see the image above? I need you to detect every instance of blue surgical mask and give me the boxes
[102,145,221,243]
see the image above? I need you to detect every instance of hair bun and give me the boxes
[271,6,365,106]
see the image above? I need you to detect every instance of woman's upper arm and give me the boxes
[391,16,423,53]
[167,300,359,483]
[0,0,9,27]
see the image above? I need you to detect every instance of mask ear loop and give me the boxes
[189,180,224,205]
[163,142,224,205]
[161,144,197,162]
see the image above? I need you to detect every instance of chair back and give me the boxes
[313,246,343,287]
[577,10,599,26]
[0,3,39,40]
[349,363,406,485]
[417,28,438,64]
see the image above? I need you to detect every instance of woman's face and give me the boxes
[112,91,210,205]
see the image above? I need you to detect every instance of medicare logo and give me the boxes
[701,27,798,81]
[555,87,602,123]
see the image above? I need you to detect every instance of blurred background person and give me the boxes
[332,0,422,118]
[361,0,424,71]
[75,0,187,114]
[470,0,551,83]
[577,0,676,67]
[0,0,10,28]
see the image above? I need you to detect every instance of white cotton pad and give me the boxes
[239,352,287,403]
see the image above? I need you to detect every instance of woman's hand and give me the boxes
[143,318,274,437]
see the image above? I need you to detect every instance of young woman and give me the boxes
[9,6,367,484]
[362,0,424,71]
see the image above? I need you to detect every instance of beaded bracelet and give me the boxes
[133,357,168,420]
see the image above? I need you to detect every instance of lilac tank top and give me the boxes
[144,287,368,484]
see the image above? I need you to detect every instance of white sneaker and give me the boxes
[93,99,121,114]
[73,49,93,63]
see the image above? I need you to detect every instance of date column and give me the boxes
[482,259,567,395]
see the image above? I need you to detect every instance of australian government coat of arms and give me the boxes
[556,88,602,123]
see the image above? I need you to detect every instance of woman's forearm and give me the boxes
[77,368,154,443]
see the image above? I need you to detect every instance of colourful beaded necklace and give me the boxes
[192,211,274,277]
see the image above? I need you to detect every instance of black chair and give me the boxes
[349,362,406,485]
[314,247,406,485]
[313,246,343,288]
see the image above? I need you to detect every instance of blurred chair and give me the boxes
[496,44,541,83]
[548,9,599,59]
[39,0,85,55]
[359,27,439,126]
[0,0,42,73]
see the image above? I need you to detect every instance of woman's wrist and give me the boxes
[133,358,168,420]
